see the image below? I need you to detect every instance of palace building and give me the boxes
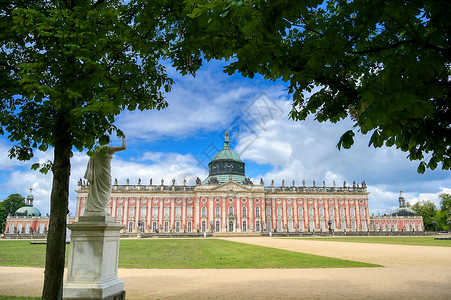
[74,133,397,235]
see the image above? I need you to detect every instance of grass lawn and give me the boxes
[299,236,451,247]
[0,239,379,269]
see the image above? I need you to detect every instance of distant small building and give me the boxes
[370,192,424,232]
[4,189,50,236]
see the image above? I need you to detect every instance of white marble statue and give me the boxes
[84,136,126,216]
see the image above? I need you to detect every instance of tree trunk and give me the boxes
[42,114,72,300]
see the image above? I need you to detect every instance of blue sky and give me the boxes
[1,60,450,216]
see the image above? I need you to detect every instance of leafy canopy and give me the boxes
[1,0,194,169]
[0,193,26,232]
[176,0,451,173]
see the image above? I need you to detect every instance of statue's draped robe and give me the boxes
[84,148,114,215]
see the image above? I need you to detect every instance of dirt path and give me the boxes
[1,237,450,299]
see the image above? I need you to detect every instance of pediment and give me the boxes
[210,181,251,192]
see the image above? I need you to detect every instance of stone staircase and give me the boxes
[214,232,262,237]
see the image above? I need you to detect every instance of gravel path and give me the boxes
[1,237,450,299]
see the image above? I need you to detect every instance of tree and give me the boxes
[411,200,437,231]
[0,193,26,232]
[439,193,451,230]
[1,1,194,298]
[176,0,451,173]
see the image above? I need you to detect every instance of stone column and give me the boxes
[63,215,125,299]
[236,197,241,232]
[136,197,140,231]
[209,197,214,231]
[222,197,226,232]
[158,198,163,231]
[170,198,175,230]
[147,198,152,232]
[123,198,129,232]
[272,198,276,231]
[111,197,117,222]
[194,198,199,232]
[314,199,318,231]
[182,197,186,231]
[248,196,253,231]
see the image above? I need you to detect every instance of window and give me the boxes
[216,206,220,217]
[352,220,356,231]
[341,220,346,232]
[187,207,193,218]
[267,221,272,231]
[361,208,365,217]
[277,221,282,232]
[362,220,367,231]
[228,206,234,216]
[298,208,303,218]
[320,207,324,218]
[201,206,207,218]
[176,207,181,218]
[254,206,260,218]
[288,208,293,217]
[164,207,169,218]
[242,221,247,232]
[277,207,282,217]
[201,221,206,232]
[299,220,304,232]
[417,222,422,231]
[128,222,133,232]
[329,207,334,218]
[141,207,146,218]
[25,223,30,233]
[129,207,135,218]
[382,222,386,231]
[242,206,247,217]
[164,221,169,232]
[138,221,145,233]
[39,223,45,233]
[152,221,157,232]
[288,221,293,232]
[10,223,14,233]
[216,221,220,232]
[256,221,260,232]
[388,222,392,231]
[320,220,325,232]
[405,222,410,231]
[176,221,180,233]
[187,221,192,232]
[351,207,355,217]
[376,222,380,231]
[394,222,398,231]
[309,207,314,218]
[106,207,112,215]
[309,220,315,232]
[152,207,158,218]
[340,207,345,217]
[266,207,271,217]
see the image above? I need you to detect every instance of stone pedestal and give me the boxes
[63,216,125,299]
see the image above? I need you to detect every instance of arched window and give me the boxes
[329,207,334,218]
[340,207,345,217]
[242,206,247,217]
[309,207,314,217]
[382,222,386,231]
[25,223,30,233]
[417,222,422,231]
[128,222,134,232]
[320,207,324,218]
[138,221,145,233]
[277,207,282,217]
[117,207,122,217]
[129,207,135,218]
[298,208,303,218]
[255,206,260,218]
[152,221,157,232]
[299,220,304,232]
[187,207,193,217]
[341,220,346,232]
[152,207,158,218]
[164,207,169,218]
[175,221,180,233]
[18,223,23,233]
[405,222,410,231]
[288,207,293,217]
[256,221,260,232]
[201,206,207,218]
[10,223,14,233]
[352,220,356,231]
[394,222,398,231]
[242,221,247,232]
[266,207,271,217]
[187,221,192,232]
[309,220,315,232]
[176,207,181,217]
[320,220,325,232]
[267,220,272,231]
[201,221,206,232]
[215,221,220,232]
[362,220,366,231]
[351,207,356,217]
[288,220,293,232]
[228,206,234,216]
[164,221,169,232]
[39,223,45,233]
[215,206,220,217]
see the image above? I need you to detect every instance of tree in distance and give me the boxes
[1,1,195,298]
[411,193,451,231]
[0,193,26,232]
[176,0,451,173]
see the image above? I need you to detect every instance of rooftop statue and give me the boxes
[84,136,126,216]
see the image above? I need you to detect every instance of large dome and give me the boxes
[15,206,41,217]
[393,192,415,217]
[202,132,247,185]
